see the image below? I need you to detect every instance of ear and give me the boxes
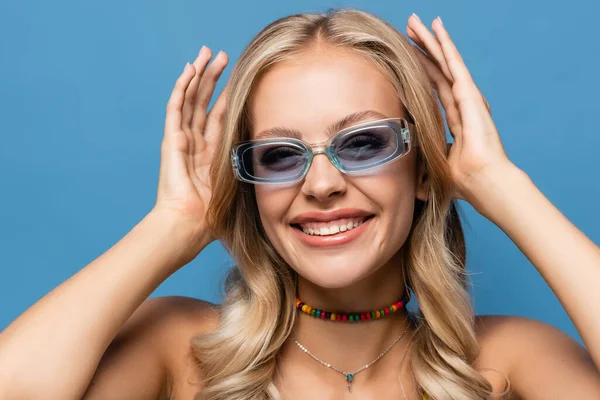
[415,157,429,202]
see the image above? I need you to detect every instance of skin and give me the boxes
[251,51,423,292]
[1,14,600,400]
[248,44,427,397]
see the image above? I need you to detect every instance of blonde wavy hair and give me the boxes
[191,8,509,400]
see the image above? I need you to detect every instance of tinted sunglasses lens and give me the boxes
[239,142,308,182]
[333,125,400,170]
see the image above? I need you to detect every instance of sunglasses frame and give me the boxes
[231,117,416,185]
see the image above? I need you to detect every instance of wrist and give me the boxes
[144,208,214,269]
[463,163,532,222]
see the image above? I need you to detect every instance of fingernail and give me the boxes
[199,45,206,55]
[436,16,443,25]
[412,13,421,22]
[183,62,190,72]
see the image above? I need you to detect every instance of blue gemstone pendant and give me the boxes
[346,373,354,392]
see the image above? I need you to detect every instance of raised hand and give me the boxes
[154,46,229,245]
[406,15,517,207]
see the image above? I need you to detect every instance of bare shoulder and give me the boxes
[474,314,600,399]
[148,296,222,400]
[144,295,221,333]
[82,296,220,400]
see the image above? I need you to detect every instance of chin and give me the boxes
[294,258,377,289]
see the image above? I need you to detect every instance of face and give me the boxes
[247,46,428,289]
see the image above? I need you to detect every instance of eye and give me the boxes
[336,129,389,157]
[340,133,387,149]
[257,145,305,171]
[260,146,302,163]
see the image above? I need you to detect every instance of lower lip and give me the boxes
[291,217,373,248]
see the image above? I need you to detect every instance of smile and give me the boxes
[296,216,370,236]
[291,216,374,247]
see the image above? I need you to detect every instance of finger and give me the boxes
[413,49,462,141]
[431,18,477,96]
[191,50,229,136]
[406,26,426,50]
[160,63,196,198]
[431,18,493,125]
[407,14,454,84]
[164,62,196,139]
[195,51,229,112]
[182,47,213,131]
[203,82,229,144]
[482,95,492,115]
[193,82,229,175]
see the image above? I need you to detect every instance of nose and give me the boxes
[301,153,347,201]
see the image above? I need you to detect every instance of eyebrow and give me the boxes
[253,110,391,140]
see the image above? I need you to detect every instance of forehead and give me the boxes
[248,48,403,142]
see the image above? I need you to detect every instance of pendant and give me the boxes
[346,373,354,393]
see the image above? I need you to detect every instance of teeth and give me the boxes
[300,218,367,236]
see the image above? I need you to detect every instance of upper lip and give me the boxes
[289,208,374,225]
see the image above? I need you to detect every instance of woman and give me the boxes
[1,8,599,400]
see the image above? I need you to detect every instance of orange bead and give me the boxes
[330,313,336,321]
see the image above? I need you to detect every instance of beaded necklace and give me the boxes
[295,292,410,322]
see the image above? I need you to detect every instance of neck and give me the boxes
[279,258,416,387]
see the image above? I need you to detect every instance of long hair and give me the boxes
[191,8,507,399]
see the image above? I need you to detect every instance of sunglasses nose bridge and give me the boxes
[308,144,337,163]
[311,145,327,155]
[303,145,342,176]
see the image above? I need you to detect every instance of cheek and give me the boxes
[357,160,417,205]
[381,165,418,246]
[353,162,417,240]
[255,185,298,239]
[384,167,416,222]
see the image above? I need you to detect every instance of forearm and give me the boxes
[0,210,205,400]
[471,165,600,369]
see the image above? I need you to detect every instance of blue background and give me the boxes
[1,0,599,347]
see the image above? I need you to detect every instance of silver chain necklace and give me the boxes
[291,320,410,393]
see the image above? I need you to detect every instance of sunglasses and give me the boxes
[231,118,415,185]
